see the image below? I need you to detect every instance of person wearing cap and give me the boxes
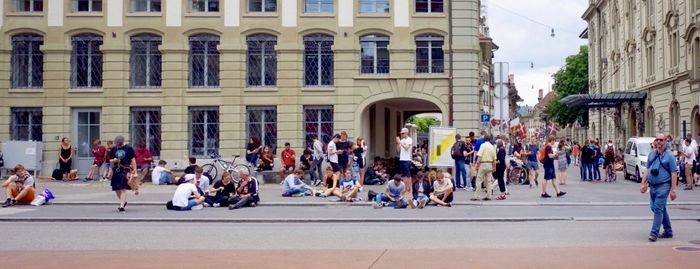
[169,175,204,211]
[396,127,414,193]
[327,134,341,181]
[229,169,260,210]
[109,135,136,213]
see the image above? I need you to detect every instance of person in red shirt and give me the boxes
[279,142,296,179]
[86,139,107,181]
[134,143,153,183]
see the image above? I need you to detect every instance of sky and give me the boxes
[487,0,589,106]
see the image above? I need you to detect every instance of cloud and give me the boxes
[488,0,589,106]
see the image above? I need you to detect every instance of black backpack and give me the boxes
[451,141,464,160]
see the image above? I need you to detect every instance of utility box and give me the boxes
[0,141,44,172]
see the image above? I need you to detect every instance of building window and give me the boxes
[11,34,43,89]
[14,0,43,12]
[304,34,334,86]
[247,106,277,149]
[10,108,43,141]
[73,0,102,12]
[131,0,161,12]
[189,107,219,157]
[694,38,700,78]
[415,34,444,73]
[416,0,443,13]
[130,108,161,157]
[189,34,220,88]
[360,0,389,13]
[191,0,219,12]
[130,34,162,88]
[694,0,700,12]
[71,34,103,88]
[249,0,276,12]
[628,55,635,84]
[360,34,390,74]
[670,32,679,67]
[304,0,333,13]
[303,106,333,149]
[247,34,277,87]
[646,45,654,78]
[646,0,654,27]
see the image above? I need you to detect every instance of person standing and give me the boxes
[464,137,475,191]
[523,137,539,188]
[327,134,341,181]
[245,137,262,167]
[572,142,580,166]
[593,141,602,181]
[109,136,136,213]
[557,140,569,185]
[541,136,566,198]
[354,137,368,186]
[397,128,414,193]
[101,140,114,181]
[337,131,351,173]
[682,138,695,190]
[86,139,106,181]
[471,134,497,201]
[57,137,74,181]
[495,140,508,200]
[451,134,468,189]
[641,133,679,242]
[580,140,594,181]
[311,135,325,186]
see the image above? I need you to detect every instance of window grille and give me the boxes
[71,34,103,88]
[189,34,220,88]
[304,34,334,86]
[247,106,277,150]
[189,107,219,157]
[130,34,162,88]
[130,108,161,157]
[11,34,43,89]
[360,35,390,74]
[10,108,43,141]
[247,34,278,87]
[416,35,445,73]
[303,106,333,149]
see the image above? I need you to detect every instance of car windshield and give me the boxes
[637,143,652,156]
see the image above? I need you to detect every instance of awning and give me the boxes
[559,92,646,109]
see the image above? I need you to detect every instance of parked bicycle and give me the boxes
[201,154,251,184]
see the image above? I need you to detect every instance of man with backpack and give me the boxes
[451,134,469,189]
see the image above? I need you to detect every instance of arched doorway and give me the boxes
[357,97,445,159]
[693,106,700,141]
[629,108,638,137]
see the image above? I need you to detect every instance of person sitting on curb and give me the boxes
[207,172,237,207]
[333,170,360,202]
[282,170,314,197]
[2,164,36,207]
[229,169,260,210]
[316,167,338,198]
[152,160,175,185]
[373,175,408,209]
[168,176,204,211]
[410,171,432,209]
[430,171,453,207]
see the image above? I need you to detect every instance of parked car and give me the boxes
[623,137,654,182]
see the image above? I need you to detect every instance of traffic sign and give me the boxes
[480,113,491,123]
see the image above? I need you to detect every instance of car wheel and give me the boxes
[624,164,630,180]
[636,167,641,183]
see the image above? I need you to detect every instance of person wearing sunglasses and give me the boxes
[640,133,679,242]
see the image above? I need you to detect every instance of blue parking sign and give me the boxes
[480,114,491,123]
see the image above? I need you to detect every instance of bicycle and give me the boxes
[200,154,251,184]
[605,163,616,182]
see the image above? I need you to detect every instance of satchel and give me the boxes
[367,190,378,201]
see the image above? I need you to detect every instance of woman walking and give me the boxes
[495,140,508,200]
[57,137,74,181]
[86,139,106,181]
[557,140,568,185]
[109,136,136,213]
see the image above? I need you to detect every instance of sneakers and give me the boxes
[556,191,567,197]
[117,207,126,213]
[418,199,427,209]
[648,234,658,242]
[2,199,16,208]
[541,193,552,198]
[659,232,673,239]
[409,200,417,209]
[313,179,321,187]
[191,204,204,210]
[213,203,220,207]
[373,202,383,209]
[292,192,305,197]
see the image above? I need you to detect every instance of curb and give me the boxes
[46,201,700,207]
[0,217,574,223]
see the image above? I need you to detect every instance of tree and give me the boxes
[409,116,439,133]
[547,45,589,127]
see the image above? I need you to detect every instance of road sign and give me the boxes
[481,113,491,123]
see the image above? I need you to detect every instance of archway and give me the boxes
[357,97,445,159]
[693,106,700,141]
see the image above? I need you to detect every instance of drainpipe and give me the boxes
[448,0,454,127]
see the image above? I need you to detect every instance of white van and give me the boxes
[623,137,655,182]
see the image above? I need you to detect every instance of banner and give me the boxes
[428,127,457,168]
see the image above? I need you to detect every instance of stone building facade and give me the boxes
[582,0,700,147]
[0,0,488,175]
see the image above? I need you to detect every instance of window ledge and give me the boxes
[243,12,279,17]
[300,13,335,18]
[415,73,449,78]
[68,88,103,93]
[184,12,221,17]
[8,88,44,93]
[67,12,104,17]
[357,13,391,18]
[244,87,278,92]
[128,88,163,93]
[412,13,446,18]
[302,86,335,92]
[5,12,45,17]
[126,12,163,17]
[186,88,221,92]
[354,74,391,79]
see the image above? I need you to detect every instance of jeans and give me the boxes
[205,194,231,207]
[412,193,430,207]
[649,182,672,236]
[158,173,173,185]
[229,195,256,209]
[455,159,467,188]
[175,199,198,211]
[581,161,593,180]
[283,186,311,196]
[593,159,601,180]
[375,193,405,207]
[464,163,472,188]
[310,157,323,183]
[246,153,258,166]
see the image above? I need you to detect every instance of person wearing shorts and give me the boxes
[170,176,204,211]
[397,128,414,193]
[328,134,341,180]
[2,164,36,207]
[109,136,137,213]
[524,138,540,188]
[541,136,566,198]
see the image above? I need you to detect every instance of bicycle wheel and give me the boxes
[201,164,218,181]
[230,164,250,185]
[508,168,526,185]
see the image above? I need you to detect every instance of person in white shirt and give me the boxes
[151,160,174,185]
[282,170,314,197]
[396,128,414,192]
[683,138,696,190]
[2,164,36,207]
[170,176,204,210]
[184,166,210,194]
[327,134,341,180]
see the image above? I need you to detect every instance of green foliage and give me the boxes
[409,116,439,133]
[547,45,589,127]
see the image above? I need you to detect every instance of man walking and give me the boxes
[523,137,540,188]
[451,134,468,189]
[397,128,414,193]
[471,134,497,201]
[682,138,695,190]
[640,133,679,242]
